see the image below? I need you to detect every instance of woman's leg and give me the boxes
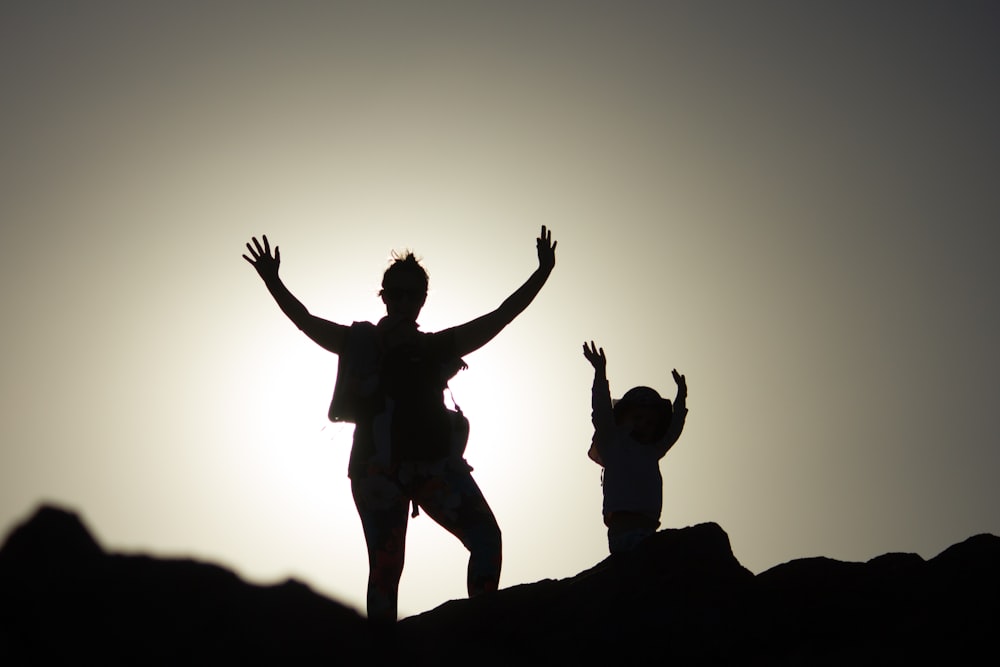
[412,466,502,597]
[351,471,410,621]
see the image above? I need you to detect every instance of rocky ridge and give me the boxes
[1,504,996,665]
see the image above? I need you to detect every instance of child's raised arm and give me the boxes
[658,368,689,456]
[584,341,615,463]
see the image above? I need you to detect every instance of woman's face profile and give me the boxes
[381,273,427,322]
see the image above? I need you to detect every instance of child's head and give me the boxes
[613,386,673,443]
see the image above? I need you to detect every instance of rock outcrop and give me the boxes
[1,504,997,665]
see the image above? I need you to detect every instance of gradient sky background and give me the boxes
[3,2,998,618]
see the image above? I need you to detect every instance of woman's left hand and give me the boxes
[243,235,281,282]
[536,225,557,273]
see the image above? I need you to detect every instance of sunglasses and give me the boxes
[382,287,426,301]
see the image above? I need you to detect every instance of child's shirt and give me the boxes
[589,375,687,522]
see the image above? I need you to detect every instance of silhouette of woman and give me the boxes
[243,228,556,621]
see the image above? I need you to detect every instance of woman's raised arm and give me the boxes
[448,226,556,357]
[243,235,348,353]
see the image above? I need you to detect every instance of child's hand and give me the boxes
[582,341,607,372]
[672,369,687,399]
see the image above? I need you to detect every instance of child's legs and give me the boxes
[412,467,502,597]
[351,471,410,621]
[605,511,658,554]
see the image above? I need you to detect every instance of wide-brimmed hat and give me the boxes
[612,386,673,425]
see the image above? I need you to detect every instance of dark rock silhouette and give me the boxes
[0,505,373,665]
[1,504,997,665]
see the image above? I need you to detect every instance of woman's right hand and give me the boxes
[242,235,280,282]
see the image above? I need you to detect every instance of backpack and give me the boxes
[379,338,468,463]
[328,322,469,464]
[378,339,469,520]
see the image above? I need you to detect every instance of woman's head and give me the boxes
[380,250,428,322]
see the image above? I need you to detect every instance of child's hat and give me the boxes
[613,386,673,422]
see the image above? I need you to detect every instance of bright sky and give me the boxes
[2,2,999,618]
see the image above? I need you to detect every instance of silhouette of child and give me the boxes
[582,341,687,554]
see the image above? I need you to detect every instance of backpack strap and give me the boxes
[328,321,380,422]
